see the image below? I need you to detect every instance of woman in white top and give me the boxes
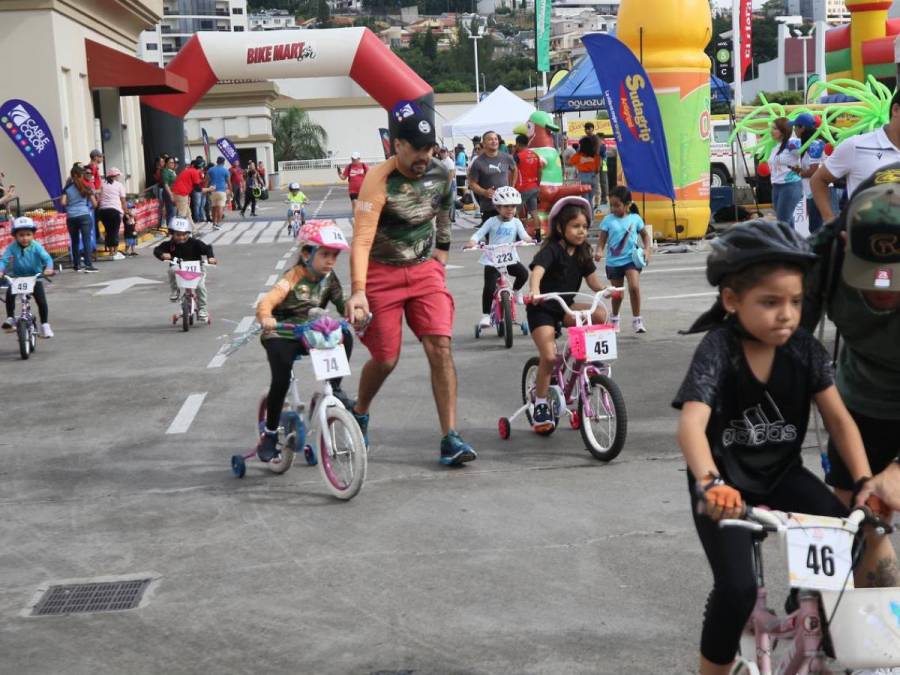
[97,167,130,259]
[768,117,803,228]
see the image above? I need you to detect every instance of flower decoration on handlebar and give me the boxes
[296,315,348,350]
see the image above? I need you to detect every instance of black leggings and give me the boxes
[689,464,847,665]
[5,281,48,323]
[262,331,353,430]
[242,186,257,215]
[482,263,528,314]
[98,208,121,248]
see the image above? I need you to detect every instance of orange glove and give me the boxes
[697,473,743,521]
[866,494,893,523]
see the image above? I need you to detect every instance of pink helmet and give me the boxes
[547,196,593,227]
[297,220,350,251]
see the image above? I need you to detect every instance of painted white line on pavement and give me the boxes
[207,349,228,369]
[281,250,292,259]
[215,221,253,246]
[251,292,267,307]
[275,259,286,270]
[166,393,207,434]
[641,266,706,275]
[236,221,271,245]
[645,291,717,301]
[265,274,277,286]
[313,187,334,217]
[257,220,282,244]
[234,316,255,334]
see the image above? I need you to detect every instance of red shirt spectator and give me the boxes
[341,161,369,196]
[172,166,203,196]
[515,148,542,192]
[229,164,244,187]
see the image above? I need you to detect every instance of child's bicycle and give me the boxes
[168,258,213,332]
[720,506,899,674]
[2,274,48,360]
[230,314,367,501]
[287,203,305,237]
[499,289,627,461]
[466,241,533,349]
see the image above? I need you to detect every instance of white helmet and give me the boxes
[492,186,522,207]
[289,182,300,191]
[169,217,192,233]
[11,216,37,233]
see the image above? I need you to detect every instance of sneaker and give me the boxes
[72,266,80,273]
[113,252,126,260]
[610,316,621,334]
[40,323,54,338]
[213,224,221,231]
[351,408,369,448]
[257,429,279,463]
[439,430,477,466]
[197,313,209,322]
[332,387,356,411]
[169,291,180,302]
[515,290,525,305]
[1,317,13,332]
[633,317,647,334]
[478,314,492,329]
[532,402,556,434]
[83,267,99,273]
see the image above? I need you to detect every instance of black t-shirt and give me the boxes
[530,241,595,306]
[672,323,834,494]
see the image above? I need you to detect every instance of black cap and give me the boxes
[396,111,436,149]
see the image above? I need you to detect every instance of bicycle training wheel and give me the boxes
[17,318,30,360]
[181,295,190,332]
[266,411,298,475]
[579,374,627,462]
[317,405,367,500]
[521,356,540,425]
[501,294,513,349]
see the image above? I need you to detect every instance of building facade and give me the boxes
[248,9,296,31]
[139,0,248,67]
[0,0,172,206]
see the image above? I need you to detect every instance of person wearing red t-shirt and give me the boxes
[514,134,545,234]
[171,162,210,224]
[229,161,245,212]
[337,152,369,208]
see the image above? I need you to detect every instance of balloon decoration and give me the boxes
[756,162,770,178]
[729,77,895,161]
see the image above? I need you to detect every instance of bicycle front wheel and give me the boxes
[579,374,627,462]
[181,295,190,332]
[501,294,513,349]
[17,318,30,360]
[317,406,367,500]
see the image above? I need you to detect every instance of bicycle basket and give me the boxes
[819,587,900,668]
[568,324,616,361]
[174,269,202,289]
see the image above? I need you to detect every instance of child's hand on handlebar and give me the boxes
[702,483,743,521]
[207,257,218,265]
[463,241,477,249]
[261,317,277,334]
[162,253,172,261]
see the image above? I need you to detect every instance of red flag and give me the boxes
[741,0,753,79]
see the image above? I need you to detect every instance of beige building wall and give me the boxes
[0,1,162,206]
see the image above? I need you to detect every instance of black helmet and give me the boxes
[706,219,817,286]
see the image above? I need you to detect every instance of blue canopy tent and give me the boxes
[539,56,733,112]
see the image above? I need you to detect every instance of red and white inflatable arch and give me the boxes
[139,28,433,168]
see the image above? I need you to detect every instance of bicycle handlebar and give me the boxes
[462,241,536,251]
[524,289,622,317]
[719,505,892,536]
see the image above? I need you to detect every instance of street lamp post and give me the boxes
[469,34,482,102]
[795,27,815,104]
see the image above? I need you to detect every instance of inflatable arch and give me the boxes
[139,28,433,172]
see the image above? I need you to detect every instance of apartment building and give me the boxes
[139,0,249,66]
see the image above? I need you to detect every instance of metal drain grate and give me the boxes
[32,578,151,616]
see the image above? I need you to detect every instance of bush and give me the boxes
[751,91,804,106]
[434,79,470,93]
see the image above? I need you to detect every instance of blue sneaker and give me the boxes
[257,430,279,463]
[532,402,555,435]
[439,430,477,466]
[351,408,369,448]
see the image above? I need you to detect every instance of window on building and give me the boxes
[786,75,804,92]
[146,43,159,50]
[234,25,245,31]
[232,7,244,14]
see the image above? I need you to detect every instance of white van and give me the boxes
[710,117,757,187]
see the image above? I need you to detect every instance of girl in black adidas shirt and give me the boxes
[672,221,875,675]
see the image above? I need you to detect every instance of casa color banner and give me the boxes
[740,0,752,79]
[536,0,551,73]
[216,137,239,165]
[201,128,211,163]
[582,34,675,201]
[0,99,63,204]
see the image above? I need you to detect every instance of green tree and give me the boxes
[315,0,330,24]
[274,108,329,163]
[752,90,804,105]
[434,79,469,93]
[421,28,438,60]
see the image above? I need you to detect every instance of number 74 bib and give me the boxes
[310,346,351,381]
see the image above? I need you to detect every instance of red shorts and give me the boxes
[360,258,455,361]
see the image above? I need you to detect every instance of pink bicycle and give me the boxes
[498,289,627,462]
[466,241,534,348]
[721,506,900,674]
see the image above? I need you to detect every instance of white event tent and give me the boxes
[441,86,536,142]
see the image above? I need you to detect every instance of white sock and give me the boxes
[264,427,278,436]
[611,315,620,322]
[534,397,548,406]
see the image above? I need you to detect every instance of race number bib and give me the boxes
[584,328,617,362]
[180,261,202,274]
[486,244,519,267]
[310,346,351,381]
[319,227,348,248]
[10,276,36,295]
[786,514,854,591]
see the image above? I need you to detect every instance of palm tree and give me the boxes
[274,108,328,164]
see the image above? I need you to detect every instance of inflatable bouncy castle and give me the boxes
[825,0,899,84]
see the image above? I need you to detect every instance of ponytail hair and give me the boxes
[610,185,641,214]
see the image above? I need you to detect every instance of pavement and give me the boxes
[0,185,891,674]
